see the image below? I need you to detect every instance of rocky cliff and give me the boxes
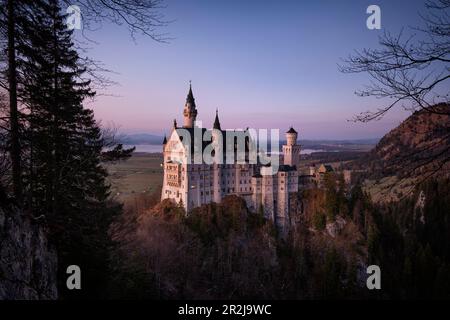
[0,204,58,300]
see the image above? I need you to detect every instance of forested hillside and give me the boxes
[360,104,449,180]
[109,177,450,299]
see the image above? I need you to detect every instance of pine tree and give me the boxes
[16,0,121,297]
[1,0,39,200]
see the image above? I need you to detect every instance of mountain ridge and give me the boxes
[365,104,449,179]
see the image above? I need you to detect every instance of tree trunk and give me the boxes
[7,0,22,202]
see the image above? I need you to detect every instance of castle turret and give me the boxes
[283,127,301,167]
[212,109,223,202]
[213,108,221,130]
[162,134,167,151]
[286,127,298,146]
[183,83,198,128]
[211,108,223,160]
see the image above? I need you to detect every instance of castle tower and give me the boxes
[261,174,276,221]
[213,108,221,130]
[183,83,198,128]
[282,127,301,167]
[212,109,223,203]
[276,170,289,230]
[162,134,167,152]
[251,173,263,213]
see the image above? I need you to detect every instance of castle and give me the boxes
[161,85,301,231]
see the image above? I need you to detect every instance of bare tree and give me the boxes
[340,0,450,185]
[61,0,170,42]
[340,0,449,121]
[100,124,135,163]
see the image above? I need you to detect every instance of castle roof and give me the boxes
[279,164,297,172]
[186,83,196,106]
[286,127,297,134]
[213,109,221,130]
[173,128,251,163]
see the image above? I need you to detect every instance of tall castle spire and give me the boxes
[187,82,195,106]
[213,108,221,130]
[183,81,198,128]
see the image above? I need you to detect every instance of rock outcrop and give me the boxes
[0,204,58,300]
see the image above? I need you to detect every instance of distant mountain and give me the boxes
[120,133,164,145]
[301,138,380,146]
[362,104,450,179]
[299,138,378,152]
[119,133,379,150]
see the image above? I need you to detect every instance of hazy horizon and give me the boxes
[119,131,382,142]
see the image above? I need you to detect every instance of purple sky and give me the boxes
[78,0,428,139]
